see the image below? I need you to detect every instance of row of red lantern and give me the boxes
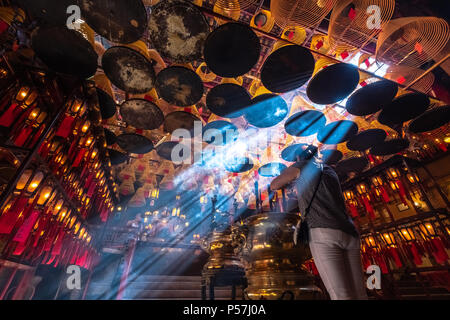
[361,221,450,273]
[343,167,421,220]
[37,96,116,220]
[0,85,50,149]
[0,168,97,268]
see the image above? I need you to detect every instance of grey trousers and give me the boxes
[309,228,368,300]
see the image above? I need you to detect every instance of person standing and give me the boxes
[270,146,368,300]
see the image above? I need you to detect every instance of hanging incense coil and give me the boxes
[306,61,360,105]
[214,0,261,11]
[31,26,98,79]
[384,65,435,94]
[244,94,289,128]
[206,83,252,118]
[346,80,398,116]
[102,46,155,94]
[284,110,327,137]
[80,0,148,44]
[346,129,387,151]
[204,22,261,78]
[281,143,308,162]
[408,105,450,134]
[155,66,204,107]
[317,120,359,145]
[369,138,410,156]
[328,0,395,52]
[116,133,154,154]
[17,0,73,26]
[376,17,450,69]
[258,162,287,177]
[203,120,239,145]
[120,99,164,130]
[378,93,430,127]
[260,45,315,93]
[270,0,338,29]
[148,0,209,63]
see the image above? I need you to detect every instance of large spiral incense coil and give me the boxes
[328,0,395,52]
[384,65,435,94]
[376,17,450,69]
[214,0,262,12]
[270,0,338,29]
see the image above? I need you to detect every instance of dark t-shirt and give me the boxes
[293,160,358,237]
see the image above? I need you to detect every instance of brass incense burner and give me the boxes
[233,212,322,300]
[201,226,245,272]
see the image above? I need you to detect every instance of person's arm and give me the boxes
[270,166,301,190]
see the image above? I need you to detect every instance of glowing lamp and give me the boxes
[87,235,92,243]
[382,232,396,246]
[407,173,420,184]
[69,99,86,114]
[356,183,368,195]
[398,227,415,242]
[387,167,401,180]
[419,222,436,238]
[26,171,44,193]
[389,181,399,191]
[53,199,64,215]
[85,136,94,147]
[73,222,81,235]
[78,227,85,239]
[200,195,208,204]
[343,190,355,201]
[58,207,68,222]
[81,120,90,134]
[37,185,56,206]
[15,169,33,191]
[364,236,378,249]
[16,86,38,106]
[371,176,383,187]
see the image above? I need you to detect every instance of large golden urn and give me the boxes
[233,212,323,300]
[201,226,245,272]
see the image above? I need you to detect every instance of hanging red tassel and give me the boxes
[396,180,409,205]
[430,238,449,264]
[388,246,403,268]
[0,103,21,127]
[410,242,423,266]
[12,209,40,243]
[51,229,66,256]
[13,125,33,147]
[361,195,375,220]
[72,148,87,167]
[28,124,46,148]
[347,202,359,218]
[374,251,389,274]
[55,116,75,138]
[32,215,50,247]
[0,196,29,234]
[380,186,390,203]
